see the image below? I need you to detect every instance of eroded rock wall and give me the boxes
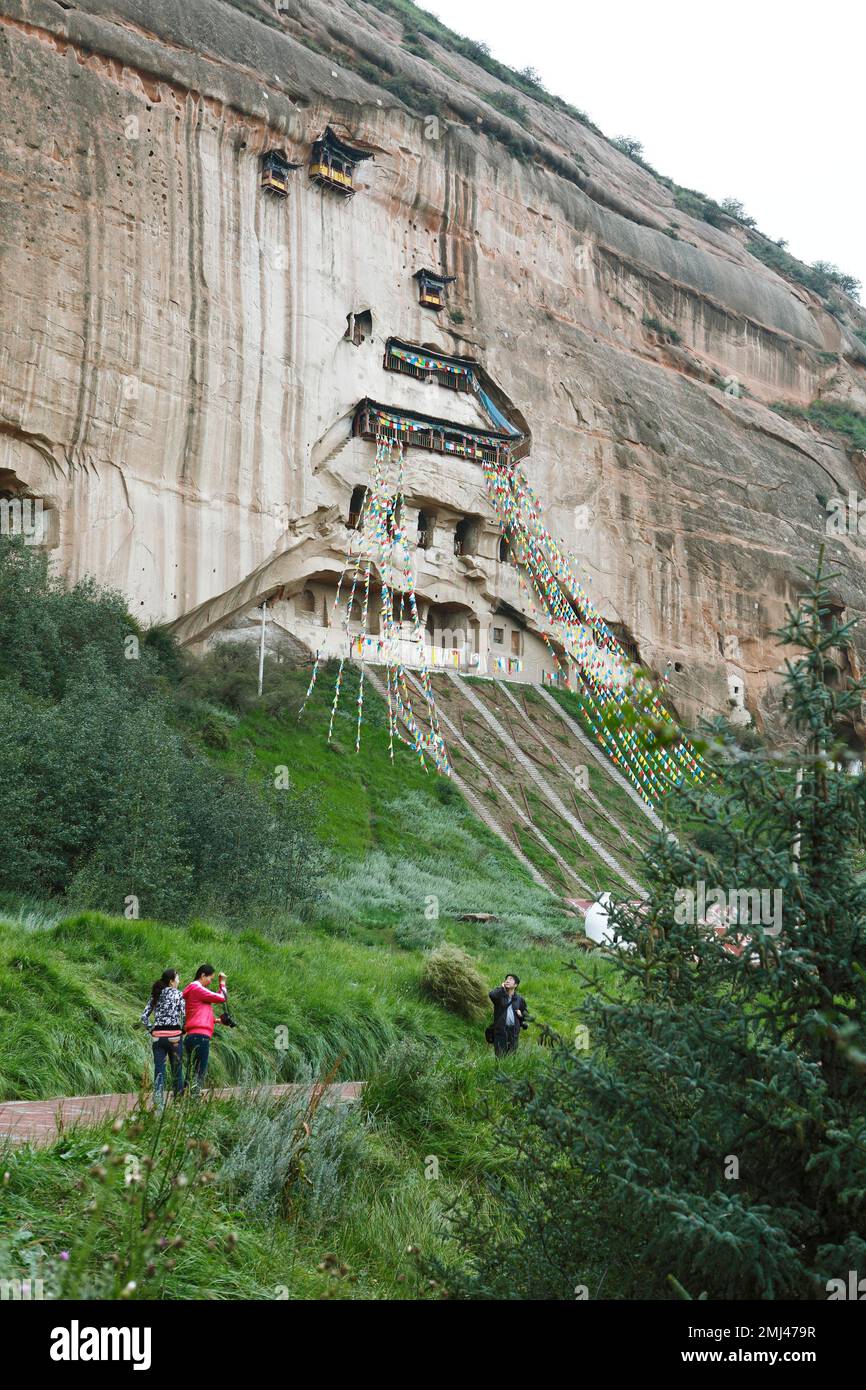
[2,0,865,735]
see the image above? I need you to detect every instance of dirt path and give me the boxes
[0,1083,363,1146]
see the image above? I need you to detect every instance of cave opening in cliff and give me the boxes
[347,484,367,529]
[417,509,435,549]
[0,472,55,548]
[425,602,474,656]
[819,595,846,635]
[606,621,641,666]
[454,516,480,557]
[298,588,317,618]
[346,310,372,345]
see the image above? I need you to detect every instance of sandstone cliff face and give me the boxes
[2,0,865,738]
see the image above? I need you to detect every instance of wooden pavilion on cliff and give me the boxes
[353,400,512,466]
[309,127,374,197]
[260,149,302,197]
[413,268,456,310]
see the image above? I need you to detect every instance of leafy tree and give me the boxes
[0,538,322,920]
[517,66,545,90]
[719,196,757,227]
[612,135,645,161]
[439,558,866,1299]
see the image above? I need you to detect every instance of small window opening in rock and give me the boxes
[607,621,641,665]
[823,659,842,689]
[298,588,316,615]
[820,597,845,635]
[348,484,367,529]
[352,309,372,345]
[454,517,478,557]
[498,535,511,564]
[417,509,434,549]
[492,626,505,646]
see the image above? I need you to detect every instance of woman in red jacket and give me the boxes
[182,964,228,1095]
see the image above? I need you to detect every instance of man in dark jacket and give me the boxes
[488,974,527,1056]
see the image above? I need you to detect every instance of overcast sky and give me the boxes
[422,0,866,299]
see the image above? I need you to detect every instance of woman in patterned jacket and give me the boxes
[140,969,186,1105]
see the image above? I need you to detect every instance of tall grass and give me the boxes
[0,912,439,1099]
[0,1042,546,1300]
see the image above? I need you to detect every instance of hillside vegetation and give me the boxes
[0,534,621,1299]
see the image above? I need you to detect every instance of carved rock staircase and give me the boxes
[361,665,659,902]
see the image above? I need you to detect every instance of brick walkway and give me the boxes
[0,1083,363,1146]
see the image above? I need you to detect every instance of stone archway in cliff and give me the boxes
[0,448,61,550]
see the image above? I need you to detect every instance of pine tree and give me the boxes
[440,558,866,1299]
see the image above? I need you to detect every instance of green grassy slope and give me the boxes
[0,658,634,1300]
[209,664,575,943]
[0,906,600,1101]
[0,901,613,1299]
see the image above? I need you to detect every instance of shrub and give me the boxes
[361,1037,447,1134]
[674,186,728,228]
[360,1038,510,1176]
[217,1081,369,1224]
[771,400,866,453]
[401,25,427,57]
[420,944,488,1019]
[642,314,681,345]
[612,135,645,161]
[718,197,756,227]
[748,239,861,304]
[176,641,308,718]
[488,90,527,121]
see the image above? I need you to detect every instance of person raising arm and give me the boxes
[181,964,228,1095]
[488,973,527,1058]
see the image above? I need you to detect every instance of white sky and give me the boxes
[421,0,866,298]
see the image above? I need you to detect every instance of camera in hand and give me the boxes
[220,1011,238,1028]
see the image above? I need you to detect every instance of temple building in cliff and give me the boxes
[171,156,572,688]
[260,149,301,197]
[12,0,861,751]
[309,127,374,196]
[244,328,560,685]
[414,270,456,311]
